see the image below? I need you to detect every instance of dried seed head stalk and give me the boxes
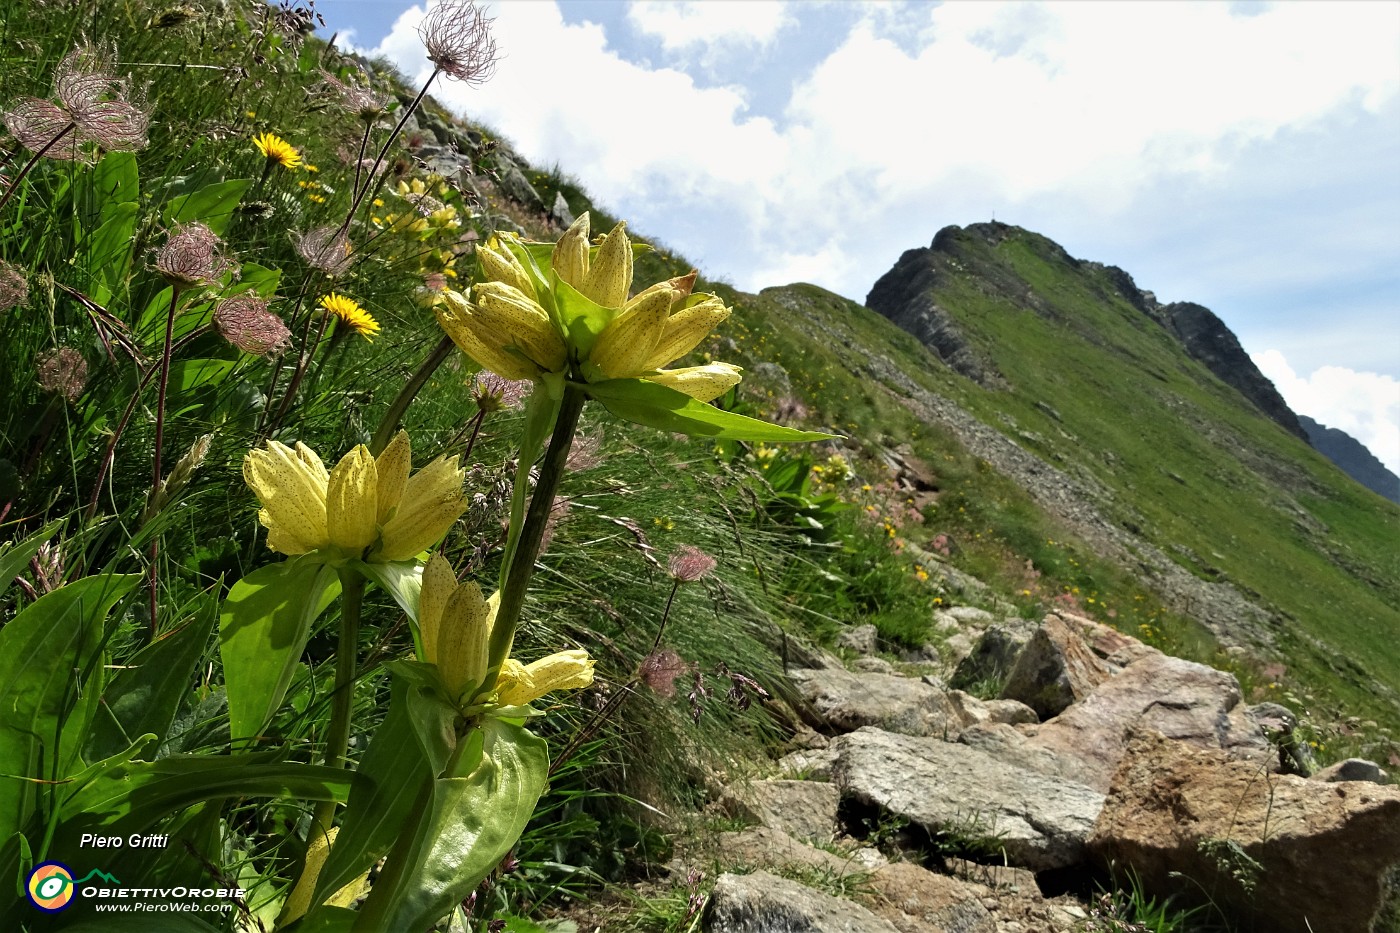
[213,294,292,356]
[155,222,236,287]
[668,545,717,583]
[35,347,88,401]
[295,225,354,275]
[320,68,388,122]
[469,370,531,413]
[419,0,500,85]
[0,260,29,312]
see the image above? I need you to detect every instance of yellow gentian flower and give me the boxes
[438,213,742,402]
[418,554,595,703]
[244,431,468,561]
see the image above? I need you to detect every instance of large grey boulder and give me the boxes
[832,727,1104,871]
[1026,650,1269,791]
[705,869,900,933]
[999,614,1111,719]
[1090,731,1400,933]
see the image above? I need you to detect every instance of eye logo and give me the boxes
[26,862,75,912]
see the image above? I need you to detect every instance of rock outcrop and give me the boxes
[1089,731,1400,933]
[832,727,1104,871]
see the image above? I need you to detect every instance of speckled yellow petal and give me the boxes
[589,283,673,379]
[647,362,743,403]
[437,291,540,381]
[496,649,594,707]
[582,222,631,309]
[375,455,468,561]
[476,240,536,301]
[437,580,491,697]
[472,282,567,372]
[374,430,412,524]
[640,295,731,372]
[418,553,457,663]
[551,213,590,291]
[244,441,329,555]
[293,441,329,486]
[326,444,378,553]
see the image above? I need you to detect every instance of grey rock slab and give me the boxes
[705,869,901,933]
[1312,757,1389,784]
[837,623,880,655]
[999,615,1111,719]
[777,747,839,782]
[720,780,841,843]
[789,667,966,738]
[833,727,1103,871]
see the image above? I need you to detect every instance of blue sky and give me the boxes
[318,0,1400,475]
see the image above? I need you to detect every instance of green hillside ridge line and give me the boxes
[852,222,1400,728]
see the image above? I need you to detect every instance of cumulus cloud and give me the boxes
[368,1,1397,467]
[1255,349,1400,475]
[627,0,794,52]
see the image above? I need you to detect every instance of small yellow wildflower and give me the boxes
[320,293,380,341]
[252,131,302,169]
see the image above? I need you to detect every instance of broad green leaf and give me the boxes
[89,151,140,222]
[85,592,217,762]
[551,276,613,358]
[0,518,63,603]
[59,753,355,832]
[312,680,432,905]
[219,559,340,742]
[355,719,548,933]
[164,178,252,236]
[80,202,138,304]
[167,358,236,393]
[354,559,422,634]
[587,378,838,442]
[0,574,140,842]
[293,908,357,933]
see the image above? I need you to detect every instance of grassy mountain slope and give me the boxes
[851,222,1400,726]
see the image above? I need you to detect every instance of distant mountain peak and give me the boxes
[1298,415,1400,503]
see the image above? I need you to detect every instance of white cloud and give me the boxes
[1255,349,1400,476]
[369,1,1398,473]
[626,0,794,52]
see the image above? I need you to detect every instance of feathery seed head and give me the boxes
[470,370,531,413]
[296,226,354,276]
[0,260,29,312]
[213,294,292,357]
[35,347,88,401]
[668,545,717,583]
[419,0,499,85]
[155,222,235,287]
[3,98,82,160]
[320,68,388,121]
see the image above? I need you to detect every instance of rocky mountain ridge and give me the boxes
[1300,414,1400,504]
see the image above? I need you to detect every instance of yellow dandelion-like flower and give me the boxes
[320,293,380,341]
[252,131,302,169]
